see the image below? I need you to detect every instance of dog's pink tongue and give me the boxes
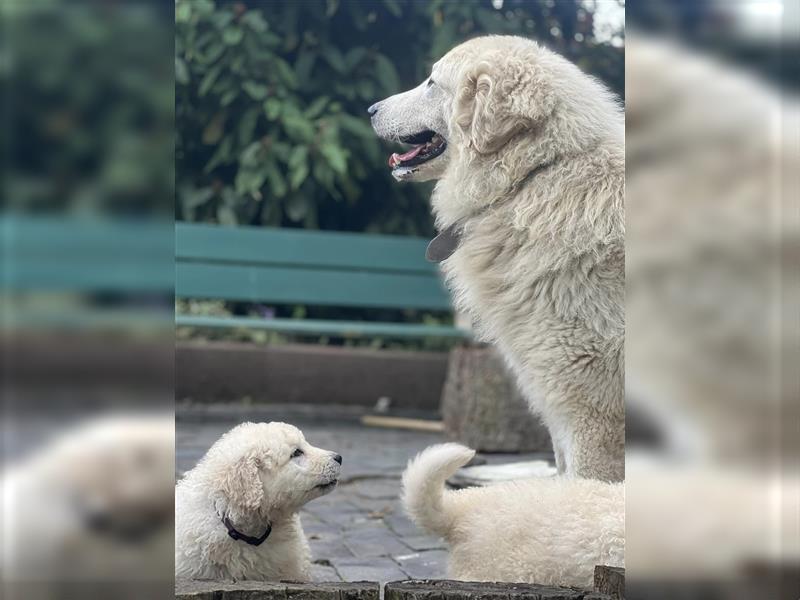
[388,145,423,168]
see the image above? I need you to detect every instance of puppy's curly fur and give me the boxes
[372,36,624,481]
[403,444,624,587]
[175,422,341,581]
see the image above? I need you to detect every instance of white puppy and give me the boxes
[402,444,624,588]
[175,422,342,581]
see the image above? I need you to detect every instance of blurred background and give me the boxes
[625,1,798,599]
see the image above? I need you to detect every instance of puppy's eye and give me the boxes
[427,78,435,87]
[291,448,304,458]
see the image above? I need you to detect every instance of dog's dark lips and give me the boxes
[316,479,338,490]
[389,130,447,169]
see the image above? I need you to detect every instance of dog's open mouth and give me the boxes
[388,130,447,170]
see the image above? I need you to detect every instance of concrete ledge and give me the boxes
[174,578,621,600]
[176,341,448,410]
[593,567,624,599]
[384,580,613,600]
[175,580,379,600]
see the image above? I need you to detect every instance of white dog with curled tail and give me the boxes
[175,422,342,581]
[402,444,624,588]
[371,35,625,482]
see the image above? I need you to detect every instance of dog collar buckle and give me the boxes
[222,516,272,546]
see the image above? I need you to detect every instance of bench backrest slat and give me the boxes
[176,223,438,275]
[175,223,452,311]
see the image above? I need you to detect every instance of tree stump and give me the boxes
[441,346,552,453]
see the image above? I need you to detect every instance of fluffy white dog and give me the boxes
[370,36,625,481]
[402,444,624,588]
[175,422,342,581]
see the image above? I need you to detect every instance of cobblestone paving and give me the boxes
[177,408,550,583]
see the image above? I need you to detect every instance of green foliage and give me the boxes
[5,3,173,216]
[176,0,624,236]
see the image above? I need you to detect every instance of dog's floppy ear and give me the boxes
[219,454,263,513]
[453,54,555,155]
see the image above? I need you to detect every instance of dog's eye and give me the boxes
[427,78,435,87]
[291,448,304,458]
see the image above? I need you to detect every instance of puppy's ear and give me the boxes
[219,454,263,513]
[453,54,554,155]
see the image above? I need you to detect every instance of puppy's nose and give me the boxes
[367,102,379,117]
[332,454,343,465]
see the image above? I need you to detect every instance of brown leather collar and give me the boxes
[222,516,272,546]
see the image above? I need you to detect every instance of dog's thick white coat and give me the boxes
[371,36,624,481]
[403,444,624,587]
[175,422,340,581]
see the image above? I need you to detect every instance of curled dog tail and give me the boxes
[401,443,476,539]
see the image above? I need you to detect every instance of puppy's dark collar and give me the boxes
[222,516,272,546]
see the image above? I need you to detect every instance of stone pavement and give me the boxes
[177,405,552,583]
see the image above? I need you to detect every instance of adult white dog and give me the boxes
[370,36,624,481]
[175,422,342,581]
[403,444,624,587]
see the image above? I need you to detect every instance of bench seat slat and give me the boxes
[176,314,469,339]
[176,223,437,275]
[176,262,452,310]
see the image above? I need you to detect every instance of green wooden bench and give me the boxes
[175,222,468,339]
[3,217,466,338]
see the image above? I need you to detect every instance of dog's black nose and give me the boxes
[367,102,379,116]
[333,454,343,465]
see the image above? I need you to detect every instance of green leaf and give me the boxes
[175,2,192,23]
[338,113,377,139]
[241,10,268,33]
[265,161,288,198]
[288,145,308,170]
[312,161,336,193]
[217,205,238,226]
[223,26,244,46]
[203,42,226,63]
[198,65,222,96]
[282,114,315,142]
[220,89,238,106]
[181,186,214,209]
[325,0,340,18]
[273,57,297,89]
[320,143,348,175]
[294,51,316,85]
[202,112,226,145]
[242,81,269,100]
[238,107,260,145]
[323,46,346,73]
[193,0,215,16]
[263,97,282,120]
[175,57,189,85]
[240,141,262,167]
[204,135,234,173]
[357,79,375,101]
[289,159,309,190]
[373,53,400,93]
[344,47,368,70]
[383,0,402,18]
[286,194,309,221]
[235,168,266,196]
[304,96,329,119]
